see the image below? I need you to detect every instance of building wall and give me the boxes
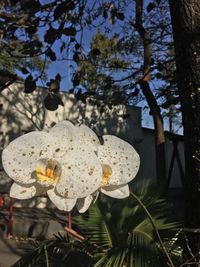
[137,128,184,188]
[0,83,184,189]
[0,83,142,148]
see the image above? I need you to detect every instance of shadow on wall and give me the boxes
[0,83,46,149]
[0,82,143,163]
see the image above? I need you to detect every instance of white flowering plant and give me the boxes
[2,121,140,213]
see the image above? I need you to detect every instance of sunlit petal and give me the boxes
[49,120,75,158]
[76,124,100,151]
[10,182,37,199]
[47,188,76,211]
[98,135,140,185]
[76,195,94,213]
[2,131,55,184]
[100,184,130,199]
[56,145,102,198]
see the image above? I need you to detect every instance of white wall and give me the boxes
[0,83,143,148]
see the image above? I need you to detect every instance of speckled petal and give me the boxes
[76,195,94,213]
[49,121,75,158]
[47,188,76,211]
[100,184,130,199]
[2,132,56,184]
[10,182,37,199]
[76,124,100,151]
[56,146,102,198]
[98,135,140,185]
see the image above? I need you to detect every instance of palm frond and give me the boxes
[74,181,182,267]
[12,234,93,267]
[74,203,113,248]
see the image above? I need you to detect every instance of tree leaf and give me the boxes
[24,75,36,93]
[70,37,75,43]
[103,9,108,19]
[53,3,66,20]
[21,67,29,74]
[54,94,64,106]
[21,0,41,13]
[62,27,77,36]
[49,78,60,92]
[155,72,163,79]
[26,18,39,35]
[54,2,76,20]
[147,2,156,12]
[72,72,80,86]
[44,93,64,111]
[55,73,61,81]
[161,97,179,109]
[66,1,76,10]
[73,53,80,63]
[91,48,101,56]
[44,27,57,44]
[116,12,125,21]
[75,43,80,50]
[46,48,56,61]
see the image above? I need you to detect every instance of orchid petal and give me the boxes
[98,135,140,185]
[76,124,100,151]
[49,121,75,159]
[47,188,76,211]
[56,145,102,198]
[2,132,55,184]
[100,184,130,199]
[76,195,94,213]
[10,182,37,199]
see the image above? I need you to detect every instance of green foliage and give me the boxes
[89,29,129,69]
[0,48,48,80]
[75,30,138,105]
[11,182,182,267]
[74,182,182,267]
[12,233,93,267]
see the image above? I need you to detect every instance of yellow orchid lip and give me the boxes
[35,159,61,184]
[101,164,112,186]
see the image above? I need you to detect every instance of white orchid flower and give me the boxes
[74,128,140,212]
[2,121,102,212]
[98,135,140,198]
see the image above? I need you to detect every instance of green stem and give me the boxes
[130,192,175,267]
[44,245,49,267]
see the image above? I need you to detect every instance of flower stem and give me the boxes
[130,192,175,267]
[65,211,85,240]
[7,197,13,239]
[68,212,72,229]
